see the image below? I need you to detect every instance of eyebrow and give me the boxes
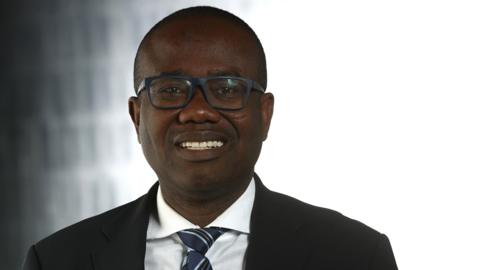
[157,69,242,77]
[159,70,185,76]
[206,70,240,77]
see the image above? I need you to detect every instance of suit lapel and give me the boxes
[245,174,311,270]
[91,182,159,270]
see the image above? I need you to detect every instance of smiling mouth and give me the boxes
[179,140,224,150]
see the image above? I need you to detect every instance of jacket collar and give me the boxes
[245,173,311,270]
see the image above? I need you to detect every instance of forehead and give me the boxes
[138,16,261,79]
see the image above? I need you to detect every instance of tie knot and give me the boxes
[177,227,229,255]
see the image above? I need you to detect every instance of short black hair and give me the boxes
[133,6,267,92]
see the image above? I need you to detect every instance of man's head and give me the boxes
[129,6,274,200]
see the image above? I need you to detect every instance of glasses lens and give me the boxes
[205,78,248,109]
[149,78,190,108]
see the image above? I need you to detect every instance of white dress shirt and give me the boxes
[145,179,255,270]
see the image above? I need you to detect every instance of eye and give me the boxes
[151,86,187,101]
[207,78,246,100]
[213,82,242,98]
[160,87,182,95]
[216,86,237,96]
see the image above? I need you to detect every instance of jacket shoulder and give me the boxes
[268,190,397,268]
[30,195,146,269]
[268,190,386,249]
[261,190,397,269]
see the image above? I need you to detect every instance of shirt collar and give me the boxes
[147,178,255,240]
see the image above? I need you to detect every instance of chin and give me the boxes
[178,171,236,193]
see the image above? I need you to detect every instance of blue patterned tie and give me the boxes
[177,227,229,270]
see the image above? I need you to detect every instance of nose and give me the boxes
[178,87,221,124]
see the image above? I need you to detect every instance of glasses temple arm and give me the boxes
[136,80,146,95]
[252,81,266,93]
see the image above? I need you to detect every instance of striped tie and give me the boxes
[177,227,229,270]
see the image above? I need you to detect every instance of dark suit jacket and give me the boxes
[23,175,398,270]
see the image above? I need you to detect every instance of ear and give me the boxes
[260,92,274,141]
[128,96,142,144]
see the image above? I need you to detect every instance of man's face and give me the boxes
[129,16,274,198]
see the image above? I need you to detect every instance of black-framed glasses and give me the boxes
[136,75,265,110]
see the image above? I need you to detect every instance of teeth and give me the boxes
[180,141,224,150]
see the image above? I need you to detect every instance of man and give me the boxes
[23,6,397,270]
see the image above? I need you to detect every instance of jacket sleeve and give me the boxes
[22,245,42,270]
[369,234,398,270]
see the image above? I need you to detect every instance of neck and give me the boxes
[160,178,251,227]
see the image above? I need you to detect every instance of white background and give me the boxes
[123,1,480,269]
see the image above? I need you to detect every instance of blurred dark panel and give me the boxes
[0,0,171,268]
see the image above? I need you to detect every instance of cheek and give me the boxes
[225,109,264,147]
[138,110,175,160]
[138,115,159,159]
